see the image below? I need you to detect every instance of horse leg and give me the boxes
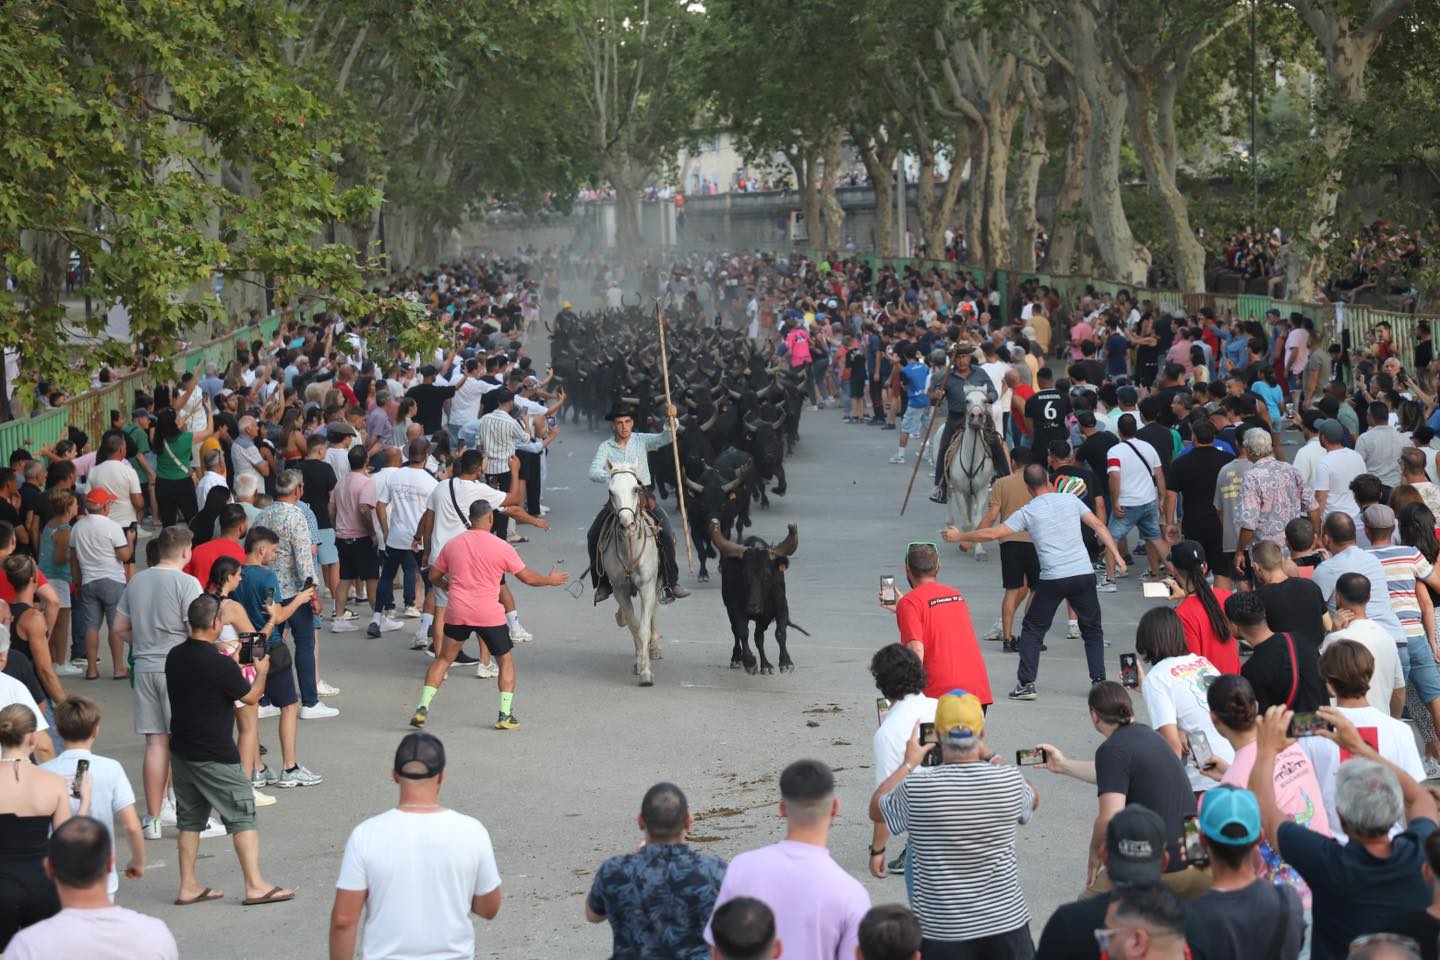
[969,489,990,561]
[647,600,662,662]
[629,593,653,686]
[754,620,773,675]
[947,474,971,553]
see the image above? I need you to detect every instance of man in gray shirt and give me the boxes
[1354,400,1405,490]
[112,526,202,836]
[946,463,1128,702]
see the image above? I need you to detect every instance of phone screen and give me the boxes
[1015,748,1047,767]
[1189,730,1214,769]
[876,698,890,727]
[71,758,89,799]
[918,723,942,767]
[1119,654,1139,689]
[879,577,897,605]
[1142,581,1170,599]
[1182,815,1209,866]
[1287,712,1332,738]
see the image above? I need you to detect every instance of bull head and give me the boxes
[721,466,750,494]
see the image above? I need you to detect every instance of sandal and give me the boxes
[175,887,224,906]
[242,885,294,906]
[84,672,99,681]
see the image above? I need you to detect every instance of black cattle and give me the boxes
[741,404,787,508]
[684,446,753,582]
[711,521,806,674]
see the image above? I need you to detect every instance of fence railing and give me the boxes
[0,313,284,464]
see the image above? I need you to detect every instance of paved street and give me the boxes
[89,391,1177,958]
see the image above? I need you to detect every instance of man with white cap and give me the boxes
[870,690,1038,957]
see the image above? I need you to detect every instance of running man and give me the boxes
[409,500,567,731]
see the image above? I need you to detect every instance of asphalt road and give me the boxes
[82,391,1185,958]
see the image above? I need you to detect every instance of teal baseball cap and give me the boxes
[1198,786,1261,845]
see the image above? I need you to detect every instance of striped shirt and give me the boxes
[478,409,531,475]
[1367,545,1433,644]
[879,762,1034,941]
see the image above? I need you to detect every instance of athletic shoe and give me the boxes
[375,615,404,632]
[887,850,906,875]
[252,765,277,787]
[275,765,323,788]
[54,663,84,677]
[495,712,520,730]
[453,651,479,666]
[142,816,162,840]
[316,679,341,697]
[199,818,227,839]
[257,704,280,719]
[330,619,359,633]
[1002,639,1019,653]
[1007,682,1038,701]
[410,635,429,651]
[1067,621,1080,640]
[409,706,428,729]
[1132,545,1147,559]
[253,788,277,807]
[887,453,906,464]
[70,656,87,668]
[1426,758,1440,781]
[539,504,551,516]
[1097,578,1118,593]
[983,621,1004,642]
[881,423,896,431]
[1138,570,1158,582]
[476,660,500,679]
[340,609,359,620]
[510,624,534,643]
[403,605,422,618]
[299,702,339,720]
[366,623,383,638]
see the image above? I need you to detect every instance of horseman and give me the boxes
[587,404,692,603]
[928,342,1000,503]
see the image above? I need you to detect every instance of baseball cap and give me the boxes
[1362,503,1396,530]
[1106,804,1167,886]
[1197,786,1261,846]
[1168,539,1206,571]
[131,407,151,420]
[419,364,438,378]
[934,690,985,741]
[1076,410,1097,429]
[1266,307,1282,317]
[1317,418,1345,443]
[85,487,118,507]
[1116,385,1138,404]
[393,732,446,780]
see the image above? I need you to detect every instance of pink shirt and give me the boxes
[1284,327,1310,374]
[785,328,812,367]
[1220,741,1331,838]
[332,471,377,539]
[433,529,524,627]
[1069,320,1093,359]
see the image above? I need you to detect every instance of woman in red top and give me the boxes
[1165,540,1239,674]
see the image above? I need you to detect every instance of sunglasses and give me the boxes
[906,541,937,552]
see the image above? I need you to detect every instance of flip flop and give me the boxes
[84,673,99,681]
[242,886,294,906]
[175,887,223,906]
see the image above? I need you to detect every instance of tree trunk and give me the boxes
[1292,43,1366,301]
[1048,80,1090,275]
[854,126,898,257]
[1009,99,1047,271]
[981,95,1019,269]
[914,138,965,262]
[792,149,821,250]
[963,131,982,264]
[1122,66,1205,291]
[819,131,846,252]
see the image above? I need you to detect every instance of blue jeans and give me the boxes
[376,546,422,612]
[278,600,318,707]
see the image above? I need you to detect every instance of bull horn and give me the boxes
[773,523,799,558]
[700,410,718,432]
[727,387,741,399]
[755,384,772,400]
[684,477,703,494]
[710,520,745,558]
[720,471,747,494]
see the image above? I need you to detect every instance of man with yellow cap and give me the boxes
[869,691,1039,957]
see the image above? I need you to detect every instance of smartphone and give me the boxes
[238,635,268,665]
[264,586,275,605]
[1287,712,1333,738]
[1119,653,1140,689]
[918,723,942,767]
[71,758,88,799]
[876,697,890,726]
[1188,730,1214,769]
[1142,581,1170,599]
[302,576,314,592]
[1182,815,1209,866]
[1016,748,1047,767]
[879,576,897,605]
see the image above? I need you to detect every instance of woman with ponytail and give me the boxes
[1164,540,1238,673]
[1134,607,1234,796]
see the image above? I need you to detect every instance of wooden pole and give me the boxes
[655,299,695,571]
[899,348,957,516]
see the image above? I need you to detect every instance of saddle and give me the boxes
[942,423,1005,483]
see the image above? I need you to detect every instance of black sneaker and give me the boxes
[409,705,428,729]
[881,423,896,431]
[886,850,906,875]
[1002,639,1019,653]
[453,651,479,665]
[366,623,381,638]
[1007,682,1038,701]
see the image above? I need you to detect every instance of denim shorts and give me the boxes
[1108,500,1162,543]
[315,527,339,566]
[900,407,926,437]
[1408,636,1440,704]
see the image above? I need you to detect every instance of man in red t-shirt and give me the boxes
[883,542,992,705]
[1008,369,1035,447]
[183,504,248,591]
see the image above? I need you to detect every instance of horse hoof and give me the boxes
[639,672,654,687]
[745,662,758,676]
[730,659,743,669]
[780,662,795,673]
[649,649,662,661]
[760,664,774,675]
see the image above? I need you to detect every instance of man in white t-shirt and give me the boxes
[1321,572,1406,717]
[86,435,143,537]
[72,488,135,680]
[1105,414,1166,584]
[1320,637,1425,787]
[868,643,937,876]
[1313,419,1367,523]
[375,438,438,619]
[330,733,501,960]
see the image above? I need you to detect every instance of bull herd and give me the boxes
[550,305,809,679]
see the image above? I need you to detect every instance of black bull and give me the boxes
[711,522,809,674]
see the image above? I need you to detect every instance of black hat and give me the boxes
[1168,539,1206,571]
[1107,805,1167,886]
[394,732,445,780]
[604,405,634,421]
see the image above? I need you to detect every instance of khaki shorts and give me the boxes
[133,672,170,736]
[170,755,256,834]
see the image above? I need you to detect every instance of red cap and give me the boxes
[85,487,118,506]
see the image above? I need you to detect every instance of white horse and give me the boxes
[599,466,663,686]
[947,386,1001,560]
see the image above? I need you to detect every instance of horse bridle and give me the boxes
[609,467,646,526]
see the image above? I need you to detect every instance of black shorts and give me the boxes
[443,622,513,658]
[1215,551,1235,579]
[1000,541,1040,590]
[849,373,867,398]
[336,536,378,580]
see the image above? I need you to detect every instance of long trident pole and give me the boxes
[899,345,958,516]
[655,299,695,571]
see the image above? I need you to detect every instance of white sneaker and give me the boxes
[330,619,359,633]
[253,788,277,807]
[256,704,281,719]
[888,453,906,464]
[54,662,84,676]
[299,702,339,720]
[377,615,404,632]
[159,796,177,826]
[983,620,1004,642]
[316,679,340,697]
[476,660,500,679]
[1097,578,1118,593]
[1067,621,1081,640]
[403,605,422,618]
[539,505,551,516]
[410,634,430,651]
[509,624,533,644]
[340,609,359,620]
[142,816,162,840]
[199,818,227,839]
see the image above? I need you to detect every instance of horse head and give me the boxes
[963,387,992,430]
[606,463,646,529]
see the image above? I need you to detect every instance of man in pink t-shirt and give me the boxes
[409,500,567,731]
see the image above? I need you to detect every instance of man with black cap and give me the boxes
[586,403,689,602]
[1034,806,1214,960]
[330,732,501,960]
